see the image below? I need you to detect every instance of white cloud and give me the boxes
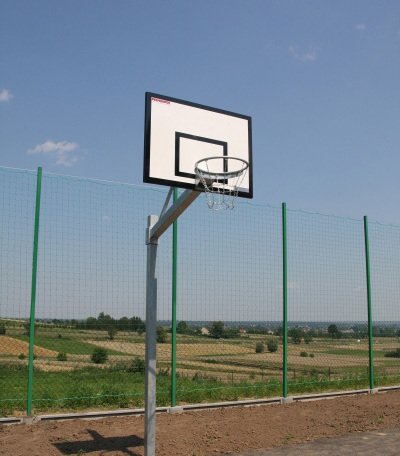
[27,140,83,167]
[355,24,367,31]
[289,45,319,62]
[0,89,13,102]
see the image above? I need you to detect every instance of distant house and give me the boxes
[201,327,210,335]
[239,329,247,334]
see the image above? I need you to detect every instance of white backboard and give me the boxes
[143,92,253,198]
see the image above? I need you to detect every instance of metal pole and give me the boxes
[144,189,200,455]
[27,167,42,415]
[171,188,178,407]
[364,216,375,390]
[282,202,288,398]
[145,215,159,456]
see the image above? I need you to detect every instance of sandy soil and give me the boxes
[1,389,400,456]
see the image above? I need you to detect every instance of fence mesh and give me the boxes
[174,197,283,402]
[286,210,369,394]
[368,221,400,386]
[1,166,399,415]
[0,168,37,412]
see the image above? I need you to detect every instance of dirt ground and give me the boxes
[1,390,400,456]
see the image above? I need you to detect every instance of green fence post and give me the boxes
[171,188,178,407]
[364,216,375,390]
[27,167,42,415]
[282,203,288,397]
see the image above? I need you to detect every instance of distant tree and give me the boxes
[267,338,278,353]
[289,328,303,344]
[131,316,146,333]
[91,347,108,364]
[328,324,342,339]
[328,324,338,336]
[255,342,265,353]
[156,326,167,343]
[304,333,313,344]
[108,326,117,340]
[118,316,130,331]
[0,323,6,335]
[210,321,225,339]
[57,352,67,361]
[275,327,283,337]
[176,321,188,334]
[86,317,97,330]
[224,327,240,339]
[98,312,113,330]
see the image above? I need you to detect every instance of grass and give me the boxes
[2,331,400,416]
[12,335,128,356]
[2,360,400,417]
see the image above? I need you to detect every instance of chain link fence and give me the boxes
[1,166,399,416]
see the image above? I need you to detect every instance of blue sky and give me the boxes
[1,0,399,223]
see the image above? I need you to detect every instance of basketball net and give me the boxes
[195,156,249,211]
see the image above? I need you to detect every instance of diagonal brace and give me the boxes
[147,189,201,243]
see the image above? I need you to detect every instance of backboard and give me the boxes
[143,92,253,198]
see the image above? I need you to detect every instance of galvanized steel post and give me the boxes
[282,203,288,397]
[171,188,178,407]
[145,215,159,456]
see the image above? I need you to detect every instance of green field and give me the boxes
[14,335,128,356]
[3,362,391,417]
[1,326,400,416]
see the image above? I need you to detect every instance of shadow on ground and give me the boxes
[53,429,144,456]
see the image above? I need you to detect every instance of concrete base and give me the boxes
[22,416,39,424]
[281,397,293,404]
[369,388,379,394]
[168,406,184,414]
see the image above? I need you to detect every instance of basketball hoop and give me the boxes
[194,156,249,211]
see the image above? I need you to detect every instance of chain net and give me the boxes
[195,156,248,210]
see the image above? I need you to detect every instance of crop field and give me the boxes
[1,320,400,417]
[1,166,400,426]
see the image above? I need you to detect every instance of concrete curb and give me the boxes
[1,385,399,426]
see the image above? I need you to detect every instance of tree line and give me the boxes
[51,312,146,334]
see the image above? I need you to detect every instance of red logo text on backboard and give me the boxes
[151,97,170,105]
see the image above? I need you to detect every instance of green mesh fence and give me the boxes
[286,210,369,394]
[0,168,37,413]
[1,166,400,416]
[174,197,283,403]
[368,221,400,386]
